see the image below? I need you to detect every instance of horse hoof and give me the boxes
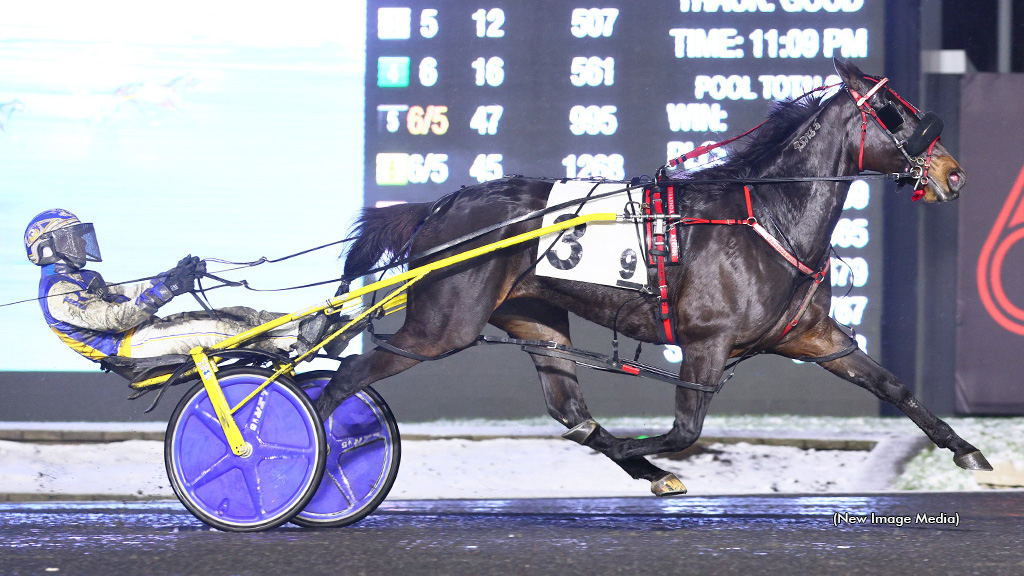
[954,450,994,471]
[562,419,599,445]
[651,473,687,497]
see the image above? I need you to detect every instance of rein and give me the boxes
[347,172,908,284]
[0,170,909,311]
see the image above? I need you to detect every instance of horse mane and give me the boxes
[681,94,827,182]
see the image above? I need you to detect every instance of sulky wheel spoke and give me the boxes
[240,389,270,437]
[186,452,239,493]
[325,466,357,509]
[327,437,387,505]
[195,403,228,439]
[254,441,319,460]
[241,463,265,515]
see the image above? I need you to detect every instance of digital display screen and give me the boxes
[364,1,884,373]
[2,1,885,388]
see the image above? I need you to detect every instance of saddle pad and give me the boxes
[534,180,648,290]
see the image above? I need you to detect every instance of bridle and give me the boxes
[846,75,944,200]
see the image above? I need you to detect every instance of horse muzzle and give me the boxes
[920,155,966,202]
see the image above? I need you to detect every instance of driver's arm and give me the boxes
[46,278,173,332]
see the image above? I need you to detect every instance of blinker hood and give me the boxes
[905,111,944,157]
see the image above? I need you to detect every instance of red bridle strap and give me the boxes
[848,77,941,199]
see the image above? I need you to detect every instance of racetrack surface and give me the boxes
[2,492,1021,575]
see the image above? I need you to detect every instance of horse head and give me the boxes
[834,58,966,203]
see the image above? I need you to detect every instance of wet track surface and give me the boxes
[1,492,1022,575]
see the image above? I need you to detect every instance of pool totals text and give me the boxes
[364,0,885,358]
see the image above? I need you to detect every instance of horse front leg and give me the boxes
[819,347,993,471]
[774,313,993,472]
[579,338,730,495]
[489,300,677,490]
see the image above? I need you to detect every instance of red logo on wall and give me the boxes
[977,162,1024,335]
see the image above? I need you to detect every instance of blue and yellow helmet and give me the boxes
[24,209,101,268]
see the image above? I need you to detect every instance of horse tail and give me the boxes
[344,203,432,278]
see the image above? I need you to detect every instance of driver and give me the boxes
[25,209,330,362]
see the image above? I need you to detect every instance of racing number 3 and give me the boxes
[546,214,587,270]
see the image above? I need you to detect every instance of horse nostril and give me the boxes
[948,169,965,192]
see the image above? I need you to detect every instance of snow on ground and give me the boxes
[0,415,1021,499]
[388,439,870,499]
[403,415,1024,493]
[0,438,869,499]
[0,439,168,497]
[891,418,1024,491]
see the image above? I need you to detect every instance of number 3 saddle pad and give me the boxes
[535,180,647,290]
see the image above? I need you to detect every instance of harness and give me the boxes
[643,181,831,349]
[642,184,681,344]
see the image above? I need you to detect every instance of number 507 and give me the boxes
[570,8,619,38]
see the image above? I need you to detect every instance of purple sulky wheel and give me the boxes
[164,367,326,532]
[291,371,401,528]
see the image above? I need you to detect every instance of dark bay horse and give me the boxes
[314,59,988,495]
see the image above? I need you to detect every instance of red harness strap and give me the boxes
[739,186,816,276]
[644,185,681,345]
[643,185,829,346]
[667,120,766,169]
[777,259,829,340]
[847,77,940,202]
[737,185,830,339]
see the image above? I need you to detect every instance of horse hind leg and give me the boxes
[313,281,500,419]
[545,335,733,495]
[489,299,685,496]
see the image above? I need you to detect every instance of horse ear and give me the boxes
[833,57,866,92]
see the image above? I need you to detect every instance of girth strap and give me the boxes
[777,260,829,341]
[798,341,859,364]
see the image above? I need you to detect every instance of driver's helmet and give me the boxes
[24,209,101,269]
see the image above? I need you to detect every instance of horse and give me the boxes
[313,58,987,496]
